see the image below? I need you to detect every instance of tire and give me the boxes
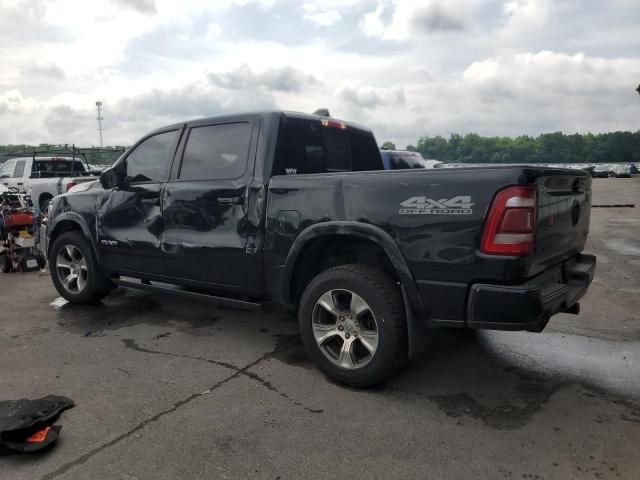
[40,196,52,213]
[49,231,114,304]
[0,255,11,273]
[299,264,408,388]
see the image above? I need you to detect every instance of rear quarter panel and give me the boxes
[266,168,510,283]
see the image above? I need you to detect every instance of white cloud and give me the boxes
[111,0,157,15]
[462,51,640,98]
[208,64,318,92]
[361,2,386,37]
[499,0,553,38]
[361,0,472,40]
[0,90,35,115]
[336,83,405,109]
[0,0,639,148]
[302,3,342,26]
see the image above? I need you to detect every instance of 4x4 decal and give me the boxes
[399,196,474,215]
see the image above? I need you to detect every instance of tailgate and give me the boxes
[532,171,592,275]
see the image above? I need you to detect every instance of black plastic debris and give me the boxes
[0,395,74,454]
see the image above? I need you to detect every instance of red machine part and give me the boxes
[4,211,34,229]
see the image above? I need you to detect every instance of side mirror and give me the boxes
[99,167,120,189]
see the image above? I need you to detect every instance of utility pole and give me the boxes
[95,101,104,148]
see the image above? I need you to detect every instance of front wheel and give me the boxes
[299,264,408,388]
[49,231,114,304]
[40,196,52,214]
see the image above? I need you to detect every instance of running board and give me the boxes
[112,278,262,311]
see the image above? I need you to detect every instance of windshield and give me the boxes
[0,161,14,178]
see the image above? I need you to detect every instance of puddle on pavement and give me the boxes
[381,328,640,429]
[270,334,313,369]
[52,290,228,337]
[484,329,640,397]
[605,239,640,256]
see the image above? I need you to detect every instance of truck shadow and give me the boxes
[52,289,228,337]
[51,288,295,338]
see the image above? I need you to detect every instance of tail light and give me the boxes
[66,182,76,192]
[481,185,537,256]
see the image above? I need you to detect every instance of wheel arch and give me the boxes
[282,221,426,319]
[47,213,98,261]
[38,192,53,210]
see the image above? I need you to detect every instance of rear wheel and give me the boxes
[299,264,408,388]
[49,231,114,303]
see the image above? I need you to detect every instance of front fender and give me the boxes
[47,211,98,261]
[282,221,426,319]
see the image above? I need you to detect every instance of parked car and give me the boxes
[46,110,596,387]
[0,156,98,211]
[613,164,631,178]
[380,150,442,169]
[591,165,616,178]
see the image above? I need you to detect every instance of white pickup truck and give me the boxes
[0,156,97,211]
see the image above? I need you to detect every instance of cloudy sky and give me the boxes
[1,0,639,147]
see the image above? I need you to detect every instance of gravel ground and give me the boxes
[0,177,639,480]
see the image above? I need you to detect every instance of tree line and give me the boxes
[393,131,640,164]
[3,130,640,166]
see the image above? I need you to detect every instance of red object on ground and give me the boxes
[26,426,52,443]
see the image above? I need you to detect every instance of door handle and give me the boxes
[141,197,160,206]
[217,196,243,205]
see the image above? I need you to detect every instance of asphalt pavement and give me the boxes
[1,177,639,480]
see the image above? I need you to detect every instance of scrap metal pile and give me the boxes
[0,186,46,273]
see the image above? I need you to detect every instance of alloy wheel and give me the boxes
[311,289,379,369]
[56,245,88,294]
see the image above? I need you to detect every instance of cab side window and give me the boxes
[179,123,252,180]
[126,130,178,183]
[13,160,26,178]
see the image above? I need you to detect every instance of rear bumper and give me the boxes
[466,253,596,331]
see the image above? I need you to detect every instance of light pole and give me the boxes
[96,101,104,148]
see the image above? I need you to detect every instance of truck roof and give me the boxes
[149,110,373,136]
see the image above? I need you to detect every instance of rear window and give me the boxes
[31,159,86,178]
[272,118,382,175]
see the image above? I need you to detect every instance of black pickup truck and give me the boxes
[47,110,596,387]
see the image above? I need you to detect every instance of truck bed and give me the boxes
[266,166,592,322]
